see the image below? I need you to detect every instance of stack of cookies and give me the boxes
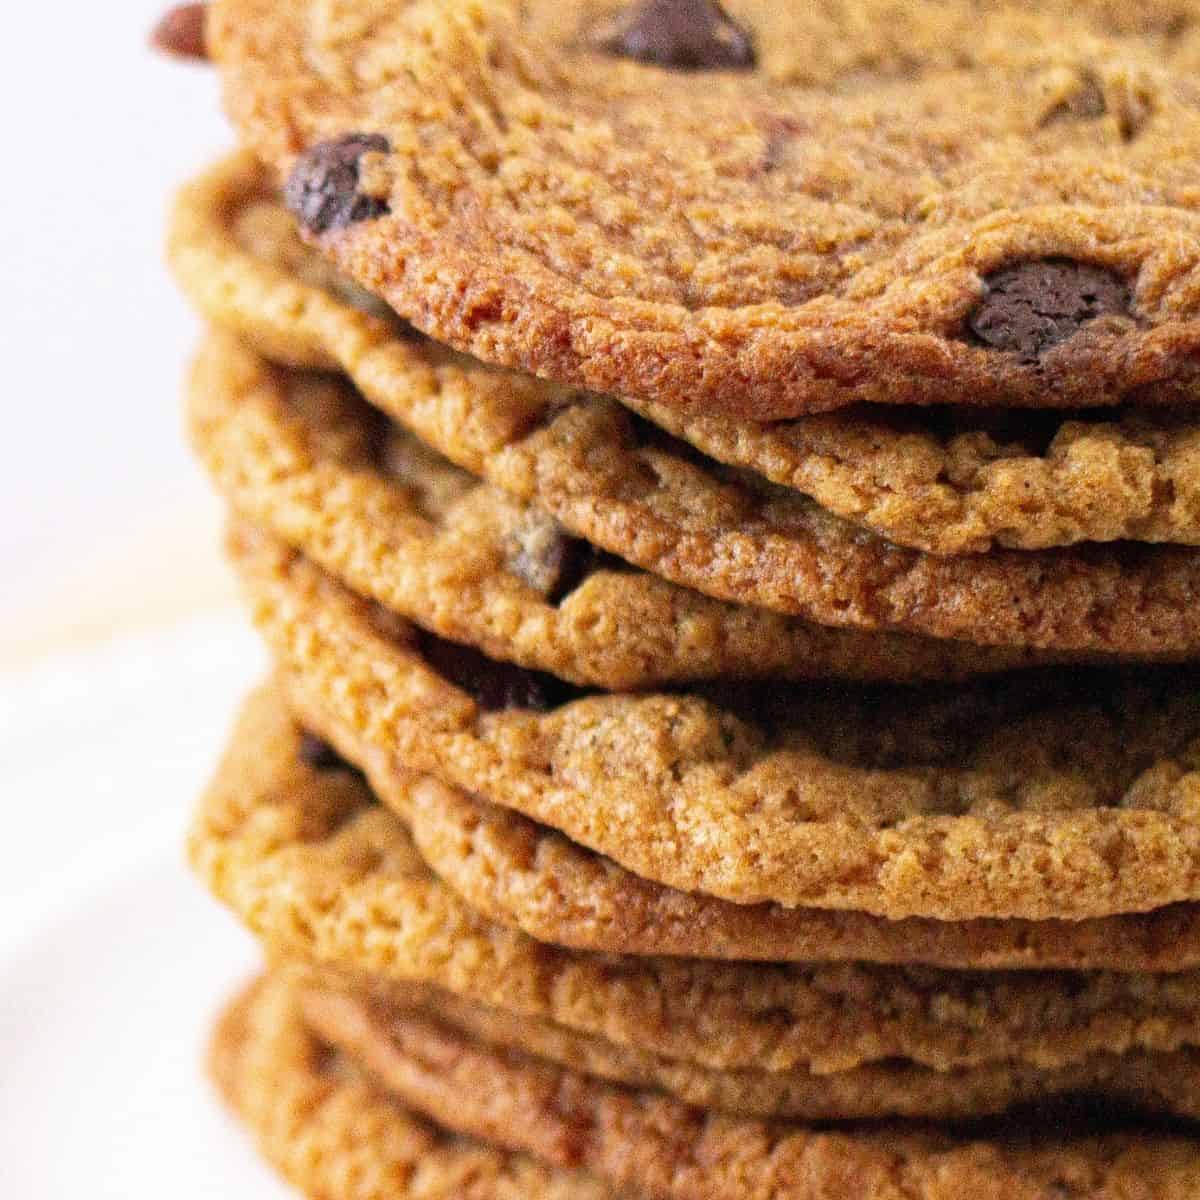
[160,0,1200,1194]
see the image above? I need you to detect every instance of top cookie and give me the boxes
[210,0,1200,419]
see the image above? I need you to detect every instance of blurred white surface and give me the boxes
[0,614,265,952]
[0,857,288,1199]
[2,1,234,663]
[0,4,284,1189]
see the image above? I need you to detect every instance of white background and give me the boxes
[2,0,236,665]
[0,0,254,934]
[0,5,287,1192]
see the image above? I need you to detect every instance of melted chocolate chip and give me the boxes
[150,3,208,60]
[417,631,582,712]
[299,732,353,772]
[598,0,756,71]
[967,259,1132,362]
[284,135,391,236]
[507,515,607,604]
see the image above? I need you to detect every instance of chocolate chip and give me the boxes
[598,0,756,71]
[150,3,208,60]
[284,135,391,236]
[507,514,603,604]
[966,259,1131,362]
[417,631,581,713]
[299,732,352,772]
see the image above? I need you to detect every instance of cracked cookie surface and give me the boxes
[192,684,1200,1077]
[191,332,1068,687]
[226,535,1200,920]
[209,0,1200,419]
[171,160,1200,654]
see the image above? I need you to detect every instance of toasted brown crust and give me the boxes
[175,156,1200,559]
[222,685,1200,972]
[211,975,615,1199]
[219,971,1200,1200]
[170,158,1200,655]
[208,0,1200,420]
[293,963,1200,1123]
[189,331,1073,687]
[226,531,1200,921]
[192,685,1200,1076]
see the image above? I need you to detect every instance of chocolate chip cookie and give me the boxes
[171,159,1200,655]
[294,962,1200,1123]
[221,685,1200,972]
[226,532,1200,921]
[175,156,1200,559]
[191,331,1070,687]
[191,686,1200,1076]
[212,975,615,1200]
[208,0,1200,419]
[217,973,1200,1200]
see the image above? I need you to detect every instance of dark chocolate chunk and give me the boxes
[150,3,208,60]
[967,259,1131,362]
[598,0,756,71]
[418,631,581,712]
[299,732,352,772]
[284,135,391,236]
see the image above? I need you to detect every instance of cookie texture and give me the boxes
[190,331,1070,688]
[208,0,1200,420]
[370,754,1200,973]
[294,962,1200,1123]
[211,976,614,1200]
[173,156,1200,560]
[302,978,1200,1181]
[192,686,1200,1076]
[228,532,1200,920]
[229,686,1200,972]
[170,158,1200,654]
[625,396,1200,557]
[219,973,1200,1200]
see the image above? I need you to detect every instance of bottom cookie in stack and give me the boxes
[215,971,1200,1200]
[195,687,1200,1197]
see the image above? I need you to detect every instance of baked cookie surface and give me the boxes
[173,156,1200,559]
[299,975,1200,1179]
[214,684,1200,972]
[217,972,1200,1200]
[209,0,1200,419]
[171,160,1200,655]
[192,684,1200,1077]
[294,961,1200,1123]
[191,332,1069,687]
[227,534,1200,920]
[211,975,615,1200]
[370,755,1200,974]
